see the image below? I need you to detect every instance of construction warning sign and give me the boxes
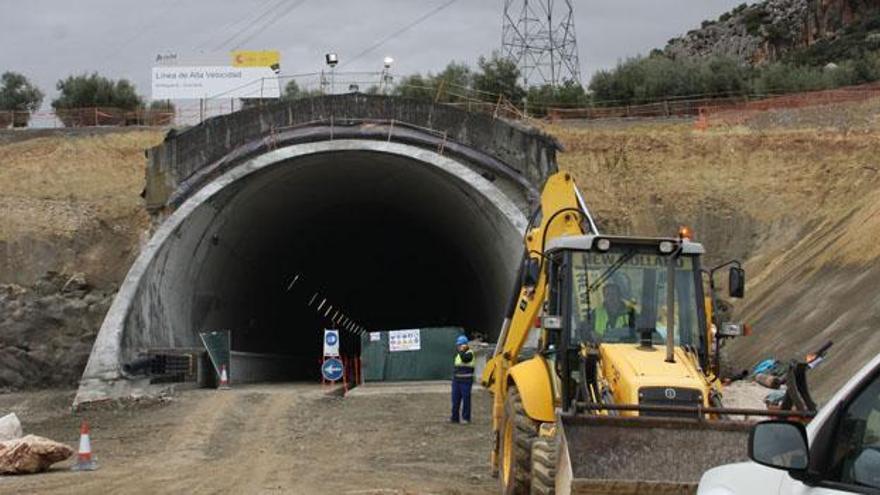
[231,50,280,67]
[388,329,421,352]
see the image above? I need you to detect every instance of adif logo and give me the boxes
[664,388,677,400]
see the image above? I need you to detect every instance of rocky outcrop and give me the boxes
[0,272,114,391]
[665,0,880,65]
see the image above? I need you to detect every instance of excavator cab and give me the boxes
[521,235,760,494]
[540,234,712,414]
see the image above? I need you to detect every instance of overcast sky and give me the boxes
[0,0,748,105]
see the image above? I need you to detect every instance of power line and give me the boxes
[232,0,309,50]
[193,0,277,52]
[102,0,179,61]
[340,0,460,69]
[212,0,289,51]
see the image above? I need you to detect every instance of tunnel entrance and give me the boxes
[78,140,528,399]
[203,146,521,381]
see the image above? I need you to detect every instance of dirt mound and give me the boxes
[551,118,880,401]
[0,129,163,287]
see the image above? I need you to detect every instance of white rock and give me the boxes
[0,414,22,442]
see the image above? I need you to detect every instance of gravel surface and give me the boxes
[0,384,496,494]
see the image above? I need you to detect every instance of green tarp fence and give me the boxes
[360,327,463,382]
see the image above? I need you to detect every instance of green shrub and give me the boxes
[744,7,768,35]
[588,55,750,105]
[0,72,43,112]
[472,52,526,103]
[148,100,175,111]
[52,73,142,110]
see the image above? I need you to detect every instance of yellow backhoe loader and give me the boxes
[482,172,810,494]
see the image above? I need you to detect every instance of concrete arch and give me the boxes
[76,139,528,404]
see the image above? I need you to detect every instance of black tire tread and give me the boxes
[503,387,538,495]
[530,437,558,495]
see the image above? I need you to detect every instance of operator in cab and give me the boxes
[593,282,637,337]
[450,335,475,424]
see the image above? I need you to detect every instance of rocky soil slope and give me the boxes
[0,129,163,390]
[551,104,880,401]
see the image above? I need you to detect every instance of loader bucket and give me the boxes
[556,414,752,495]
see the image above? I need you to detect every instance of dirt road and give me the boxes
[0,384,496,494]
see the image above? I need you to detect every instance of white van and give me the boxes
[698,353,880,494]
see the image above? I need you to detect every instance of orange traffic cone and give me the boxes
[219,364,230,389]
[71,419,98,471]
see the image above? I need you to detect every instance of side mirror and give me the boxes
[717,322,751,337]
[522,257,541,289]
[748,421,809,472]
[853,447,880,488]
[729,266,745,298]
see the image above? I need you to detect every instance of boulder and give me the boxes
[0,413,22,441]
[0,435,74,474]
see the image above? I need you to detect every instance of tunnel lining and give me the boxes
[76,140,528,404]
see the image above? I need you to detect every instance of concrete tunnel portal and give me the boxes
[76,95,558,403]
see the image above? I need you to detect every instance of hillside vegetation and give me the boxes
[591,0,880,106]
[666,0,880,66]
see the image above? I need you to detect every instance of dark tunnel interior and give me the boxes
[133,147,524,381]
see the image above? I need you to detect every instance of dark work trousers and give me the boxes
[451,380,473,422]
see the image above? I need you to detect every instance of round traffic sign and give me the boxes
[325,333,338,346]
[321,357,344,381]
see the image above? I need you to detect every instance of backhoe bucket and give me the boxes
[556,414,752,495]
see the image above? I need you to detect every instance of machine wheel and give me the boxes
[530,436,558,495]
[500,386,538,495]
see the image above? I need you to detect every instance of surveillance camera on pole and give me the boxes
[324,52,339,95]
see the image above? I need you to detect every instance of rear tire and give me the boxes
[500,386,538,495]
[530,436,557,495]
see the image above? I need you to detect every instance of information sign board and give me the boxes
[151,66,281,99]
[388,329,421,352]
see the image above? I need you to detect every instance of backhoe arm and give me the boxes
[485,172,597,470]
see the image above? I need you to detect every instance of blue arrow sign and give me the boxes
[322,357,344,381]
[325,332,338,346]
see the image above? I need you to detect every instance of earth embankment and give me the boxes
[552,115,880,400]
[0,129,163,391]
